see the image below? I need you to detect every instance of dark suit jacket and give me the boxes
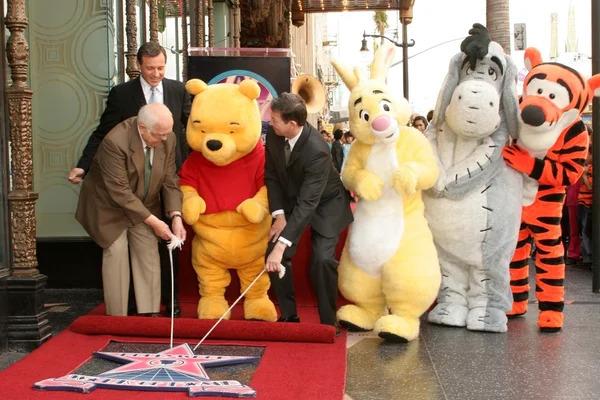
[331,140,344,173]
[264,123,353,245]
[76,77,191,173]
[76,117,182,249]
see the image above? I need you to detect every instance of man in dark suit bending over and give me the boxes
[68,42,191,317]
[264,93,353,333]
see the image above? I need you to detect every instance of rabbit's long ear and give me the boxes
[432,52,464,126]
[331,59,360,90]
[370,42,395,81]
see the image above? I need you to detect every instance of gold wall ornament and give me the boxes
[232,0,241,47]
[5,0,40,277]
[126,0,140,79]
[181,0,189,81]
[149,0,159,42]
[196,0,204,46]
[207,0,214,47]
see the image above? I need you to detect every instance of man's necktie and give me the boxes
[149,86,157,104]
[284,140,291,166]
[143,146,152,200]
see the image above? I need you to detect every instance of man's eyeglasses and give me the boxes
[143,124,171,140]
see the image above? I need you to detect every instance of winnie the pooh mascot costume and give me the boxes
[178,79,277,322]
[331,43,441,342]
[422,24,522,333]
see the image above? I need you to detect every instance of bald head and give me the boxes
[138,103,174,133]
[138,103,174,147]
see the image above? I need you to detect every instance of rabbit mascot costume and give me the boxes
[331,43,441,343]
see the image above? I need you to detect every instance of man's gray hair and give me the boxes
[137,103,172,128]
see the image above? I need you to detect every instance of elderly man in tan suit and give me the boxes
[76,103,186,316]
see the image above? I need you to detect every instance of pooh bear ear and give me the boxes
[239,79,261,100]
[186,79,208,95]
[524,47,543,72]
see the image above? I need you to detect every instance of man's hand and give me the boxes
[269,214,287,243]
[171,216,187,241]
[266,242,286,272]
[145,215,173,241]
[68,167,85,184]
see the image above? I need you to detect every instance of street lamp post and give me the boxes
[360,31,415,100]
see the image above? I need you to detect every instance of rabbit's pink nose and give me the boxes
[372,115,391,132]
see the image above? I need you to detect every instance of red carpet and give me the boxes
[0,328,347,399]
[0,227,352,399]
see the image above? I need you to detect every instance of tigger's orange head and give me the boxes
[520,47,600,132]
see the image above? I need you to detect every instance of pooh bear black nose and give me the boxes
[521,105,546,127]
[206,140,223,151]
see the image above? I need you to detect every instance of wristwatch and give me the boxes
[170,214,183,222]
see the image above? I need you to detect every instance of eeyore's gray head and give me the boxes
[432,23,519,140]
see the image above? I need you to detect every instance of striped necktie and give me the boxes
[143,146,152,200]
[284,140,291,165]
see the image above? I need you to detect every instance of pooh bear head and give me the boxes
[185,79,262,166]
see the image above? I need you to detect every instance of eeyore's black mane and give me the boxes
[460,23,492,68]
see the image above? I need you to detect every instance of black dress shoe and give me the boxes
[277,316,300,323]
[164,303,181,318]
[138,312,162,317]
[335,324,341,337]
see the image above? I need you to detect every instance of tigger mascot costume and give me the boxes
[503,47,600,332]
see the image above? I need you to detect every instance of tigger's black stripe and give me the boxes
[556,145,587,155]
[540,278,565,286]
[537,216,561,225]
[537,256,564,266]
[510,259,529,269]
[513,292,529,302]
[564,120,586,143]
[539,238,562,247]
[530,224,550,234]
[510,278,530,286]
[530,159,545,180]
[539,193,564,202]
[539,301,564,312]
[541,62,586,89]
[557,79,574,102]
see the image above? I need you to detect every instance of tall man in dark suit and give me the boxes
[75,104,185,316]
[68,42,191,317]
[264,93,353,332]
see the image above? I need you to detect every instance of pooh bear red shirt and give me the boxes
[178,142,266,214]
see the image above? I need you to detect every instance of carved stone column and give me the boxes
[196,0,204,47]
[149,0,159,42]
[5,0,51,351]
[181,0,189,81]
[232,1,240,48]
[207,0,213,47]
[126,0,140,79]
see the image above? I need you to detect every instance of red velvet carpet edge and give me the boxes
[70,314,337,344]
[0,328,347,400]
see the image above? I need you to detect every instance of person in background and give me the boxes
[321,130,332,149]
[577,139,593,269]
[413,115,428,133]
[264,93,353,334]
[426,109,434,123]
[67,42,191,318]
[341,131,354,172]
[75,104,185,317]
[331,129,344,173]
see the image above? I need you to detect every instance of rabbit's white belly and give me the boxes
[348,142,404,278]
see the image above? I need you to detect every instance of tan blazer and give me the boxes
[76,117,182,248]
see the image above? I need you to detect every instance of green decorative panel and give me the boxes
[29,0,115,237]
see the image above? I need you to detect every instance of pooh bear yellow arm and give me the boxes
[236,186,269,224]
[181,185,206,226]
